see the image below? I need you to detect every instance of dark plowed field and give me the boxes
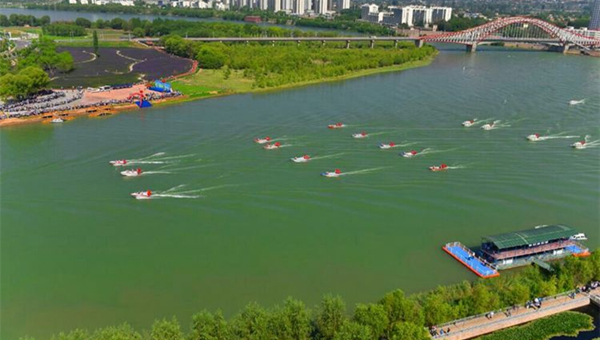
[53,47,193,88]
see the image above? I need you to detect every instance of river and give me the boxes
[1,45,599,339]
[0,7,358,34]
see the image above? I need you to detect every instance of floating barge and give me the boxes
[444,224,590,277]
[443,242,500,278]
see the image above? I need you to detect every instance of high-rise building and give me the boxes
[315,0,328,14]
[293,0,305,14]
[268,0,281,12]
[360,4,379,20]
[590,0,600,30]
[336,0,349,11]
[258,0,268,10]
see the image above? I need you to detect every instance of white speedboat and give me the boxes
[110,159,129,166]
[571,141,586,149]
[379,142,396,149]
[263,142,281,150]
[352,132,368,139]
[121,169,142,177]
[429,164,448,171]
[292,155,311,163]
[462,120,475,127]
[321,169,342,177]
[481,123,494,130]
[570,233,587,241]
[131,190,152,199]
[328,123,345,129]
[51,118,64,123]
[527,134,540,141]
[401,150,418,158]
[254,137,271,144]
[569,99,585,105]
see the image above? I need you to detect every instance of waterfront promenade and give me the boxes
[432,291,600,340]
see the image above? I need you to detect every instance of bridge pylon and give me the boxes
[466,43,478,53]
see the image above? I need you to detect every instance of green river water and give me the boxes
[1,47,599,339]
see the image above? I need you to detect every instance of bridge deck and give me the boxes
[431,292,594,340]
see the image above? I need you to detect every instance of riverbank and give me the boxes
[0,55,435,127]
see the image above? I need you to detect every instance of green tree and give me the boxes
[332,321,372,340]
[75,17,92,28]
[390,322,428,340]
[422,293,455,326]
[190,310,230,340]
[353,303,388,339]
[93,30,99,56]
[315,295,347,340]
[90,323,141,340]
[150,317,183,340]
[132,27,145,38]
[230,302,271,340]
[51,329,89,340]
[271,297,312,340]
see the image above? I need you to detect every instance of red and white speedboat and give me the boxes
[379,142,396,149]
[121,168,143,177]
[527,134,541,141]
[401,150,418,158]
[321,169,342,177]
[292,155,311,163]
[110,159,129,166]
[328,122,345,129]
[429,164,448,171]
[263,142,282,150]
[131,190,153,199]
[352,132,368,139]
[462,120,475,127]
[572,141,586,149]
[254,136,272,144]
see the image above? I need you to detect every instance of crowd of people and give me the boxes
[0,88,182,120]
[0,90,82,119]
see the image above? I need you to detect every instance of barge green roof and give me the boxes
[482,225,576,250]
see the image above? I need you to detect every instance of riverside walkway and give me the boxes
[431,291,599,340]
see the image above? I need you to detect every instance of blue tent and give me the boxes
[148,80,172,93]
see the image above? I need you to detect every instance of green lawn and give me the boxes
[172,69,254,97]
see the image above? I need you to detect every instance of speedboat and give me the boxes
[51,118,64,123]
[121,169,142,177]
[110,159,128,166]
[131,190,152,199]
[481,123,494,130]
[292,155,311,163]
[264,142,281,150]
[569,99,585,105]
[401,150,418,158]
[321,169,342,177]
[570,233,587,241]
[462,120,475,127]
[352,132,368,139]
[328,123,345,129]
[254,137,272,144]
[527,134,540,141]
[571,141,586,149]
[429,164,448,171]
[379,142,396,149]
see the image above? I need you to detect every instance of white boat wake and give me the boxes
[572,135,600,149]
[338,167,389,176]
[310,153,346,161]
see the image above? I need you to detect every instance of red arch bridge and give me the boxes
[133,16,600,53]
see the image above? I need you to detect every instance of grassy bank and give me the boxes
[164,56,435,106]
[474,311,594,340]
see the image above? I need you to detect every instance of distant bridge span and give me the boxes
[90,16,600,53]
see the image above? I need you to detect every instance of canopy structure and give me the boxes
[482,225,576,250]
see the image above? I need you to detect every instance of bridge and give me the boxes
[135,16,600,53]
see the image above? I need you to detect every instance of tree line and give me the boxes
[162,35,436,89]
[24,2,395,35]
[0,38,74,100]
[17,250,600,340]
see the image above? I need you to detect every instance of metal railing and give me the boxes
[430,290,589,339]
